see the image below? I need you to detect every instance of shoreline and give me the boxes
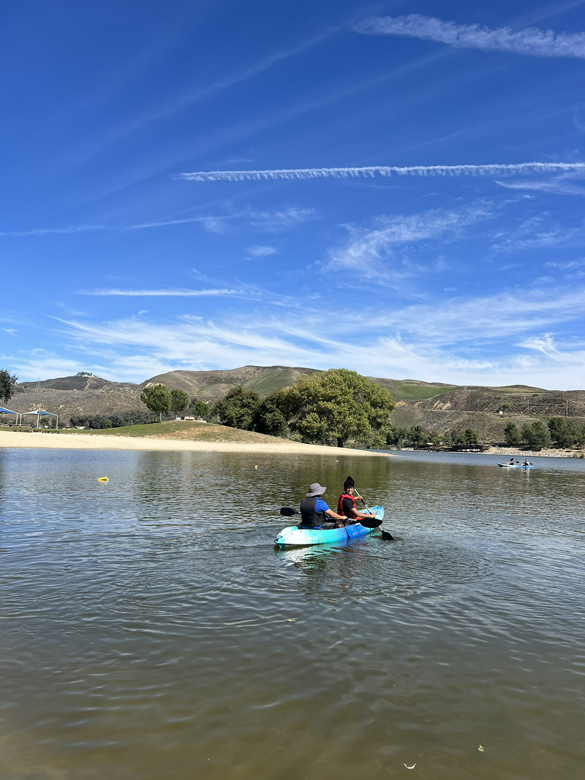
[392,446,584,459]
[0,430,392,456]
[486,446,584,459]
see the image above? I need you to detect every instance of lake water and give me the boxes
[0,448,584,779]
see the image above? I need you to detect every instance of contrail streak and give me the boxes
[354,15,585,60]
[178,162,585,182]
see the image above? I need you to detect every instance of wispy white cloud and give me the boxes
[371,286,585,344]
[79,288,250,298]
[178,162,585,182]
[246,206,317,232]
[246,245,278,257]
[0,218,209,238]
[545,259,585,269]
[123,215,223,232]
[326,203,493,282]
[3,329,17,336]
[43,281,585,388]
[0,225,105,237]
[354,14,585,60]
[518,334,585,367]
[495,176,585,196]
[492,215,585,252]
[0,205,315,239]
[9,350,88,382]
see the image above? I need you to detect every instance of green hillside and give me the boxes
[387,380,459,401]
[243,367,317,396]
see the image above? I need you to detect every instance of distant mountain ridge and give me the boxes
[10,365,585,441]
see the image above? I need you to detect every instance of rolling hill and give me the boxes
[8,366,585,442]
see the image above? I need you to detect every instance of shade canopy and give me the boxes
[21,409,57,417]
[0,406,17,414]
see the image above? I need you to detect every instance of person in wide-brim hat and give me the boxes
[299,482,346,529]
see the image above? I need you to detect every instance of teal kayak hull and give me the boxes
[275,505,384,547]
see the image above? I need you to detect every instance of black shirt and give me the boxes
[342,496,358,518]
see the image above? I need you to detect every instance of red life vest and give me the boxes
[337,492,357,517]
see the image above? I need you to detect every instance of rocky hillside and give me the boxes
[391,385,585,441]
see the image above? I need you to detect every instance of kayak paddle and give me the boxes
[354,484,393,540]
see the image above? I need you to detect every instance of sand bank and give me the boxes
[0,430,391,456]
[485,446,584,459]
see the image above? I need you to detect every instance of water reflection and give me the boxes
[0,448,584,780]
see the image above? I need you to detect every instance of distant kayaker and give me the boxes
[337,477,377,523]
[507,458,515,465]
[299,483,346,529]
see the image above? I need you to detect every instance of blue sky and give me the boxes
[3,0,585,388]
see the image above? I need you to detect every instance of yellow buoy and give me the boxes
[98,477,109,482]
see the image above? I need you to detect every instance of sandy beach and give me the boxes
[0,430,391,456]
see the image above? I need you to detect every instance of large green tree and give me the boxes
[0,370,18,404]
[521,420,550,448]
[140,384,171,422]
[548,417,577,448]
[170,389,190,416]
[274,368,395,447]
[191,399,210,419]
[254,397,288,437]
[213,386,261,430]
[504,421,521,446]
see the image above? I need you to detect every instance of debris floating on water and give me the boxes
[97,477,109,482]
[254,465,258,470]
[478,745,485,752]
[287,618,296,622]
[404,763,416,769]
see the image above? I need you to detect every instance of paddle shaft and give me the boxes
[353,487,393,539]
[353,485,373,514]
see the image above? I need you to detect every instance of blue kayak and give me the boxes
[275,505,384,547]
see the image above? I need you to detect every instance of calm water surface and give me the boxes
[0,448,584,779]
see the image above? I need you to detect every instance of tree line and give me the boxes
[504,418,585,448]
[139,386,210,421]
[70,410,158,429]
[386,426,480,448]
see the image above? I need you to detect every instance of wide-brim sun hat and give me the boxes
[306,482,326,497]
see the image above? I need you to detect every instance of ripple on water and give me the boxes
[0,449,584,780]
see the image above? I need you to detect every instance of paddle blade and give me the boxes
[358,517,382,528]
[279,507,298,516]
[381,530,394,541]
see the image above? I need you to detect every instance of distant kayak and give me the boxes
[498,463,535,469]
[275,505,384,547]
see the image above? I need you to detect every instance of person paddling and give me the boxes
[337,476,378,524]
[299,483,346,529]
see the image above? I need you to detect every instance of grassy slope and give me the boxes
[62,420,283,443]
[243,367,317,396]
[389,381,459,401]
